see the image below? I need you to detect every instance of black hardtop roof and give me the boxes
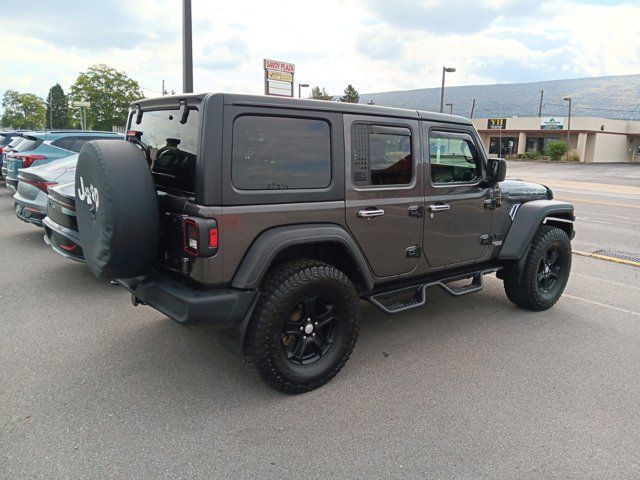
[133,93,472,125]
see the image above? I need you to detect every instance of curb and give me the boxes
[573,250,640,268]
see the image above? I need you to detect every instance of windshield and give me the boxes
[130,108,200,195]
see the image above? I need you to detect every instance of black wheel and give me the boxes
[503,225,572,311]
[244,260,361,394]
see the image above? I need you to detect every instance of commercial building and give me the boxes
[472,116,640,163]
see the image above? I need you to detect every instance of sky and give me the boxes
[1,0,639,102]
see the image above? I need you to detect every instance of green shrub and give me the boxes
[547,141,568,161]
[523,151,541,160]
[567,151,580,162]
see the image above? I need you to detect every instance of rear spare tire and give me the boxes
[75,140,159,280]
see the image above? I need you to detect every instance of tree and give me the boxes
[1,90,46,129]
[339,84,360,103]
[45,84,69,129]
[69,64,144,131]
[547,140,567,161]
[310,86,333,101]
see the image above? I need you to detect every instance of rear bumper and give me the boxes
[5,178,17,192]
[43,216,84,262]
[14,201,46,227]
[118,273,258,327]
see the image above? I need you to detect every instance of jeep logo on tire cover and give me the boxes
[77,176,100,212]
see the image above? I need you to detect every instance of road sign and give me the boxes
[264,59,295,97]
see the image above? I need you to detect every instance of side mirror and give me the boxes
[488,158,507,183]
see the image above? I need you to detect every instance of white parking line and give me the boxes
[563,293,640,318]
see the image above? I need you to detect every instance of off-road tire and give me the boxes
[244,260,361,394]
[504,225,571,311]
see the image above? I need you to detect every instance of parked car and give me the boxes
[73,93,575,393]
[4,131,122,191]
[0,131,22,175]
[1,133,35,178]
[43,181,82,262]
[14,155,78,226]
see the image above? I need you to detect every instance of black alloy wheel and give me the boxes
[244,260,361,394]
[536,247,562,294]
[281,295,338,365]
[503,225,572,311]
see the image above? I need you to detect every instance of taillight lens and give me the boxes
[23,179,57,193]
[16,154,46,168]
[209,227,218,248]
[183,219,199,255]
[182,218,219,257]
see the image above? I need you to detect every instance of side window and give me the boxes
[351,124,412,187]
[52,137,76,151]
[232,115,331,190]
[429,131,482,184]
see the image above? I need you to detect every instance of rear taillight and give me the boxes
[182,218,219,257]
[0,147,4,154]
[183,219,199,255]
[23,179,57,193]
[16,154,46,168]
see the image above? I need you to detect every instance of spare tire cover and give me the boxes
[75,140,159,280]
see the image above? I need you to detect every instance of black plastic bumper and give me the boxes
[118,273,258,328]
[15,203,45,227]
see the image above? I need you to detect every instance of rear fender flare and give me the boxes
[230,224,375,291]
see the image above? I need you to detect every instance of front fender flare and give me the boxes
[499,200,574,261]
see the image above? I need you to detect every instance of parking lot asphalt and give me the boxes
[1,177,640,479]
[507,161,640,257]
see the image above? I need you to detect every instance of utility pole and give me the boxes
[470,98,476,118]
[564,96,572,152]
[48,90,53,129]
[182,0,193,93]
[162,79,165,96]
[439,66,456,113]
[538,90,544,117]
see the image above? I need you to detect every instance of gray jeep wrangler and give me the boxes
[74,94,574,393]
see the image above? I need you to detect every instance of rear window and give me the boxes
[131,109,200,194]
[8,137,25,148]
[232,115,331,190]
[14,136,42,153]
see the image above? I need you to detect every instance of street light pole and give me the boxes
[298,83,309,99]
[564,96,572,152]
[182,0,193,93]
[439,66,456,113]
[446,103,453,114]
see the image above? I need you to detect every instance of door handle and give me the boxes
[357,208,385,219]
[428,203,451,213]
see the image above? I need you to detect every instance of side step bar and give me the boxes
[367,268,500,314]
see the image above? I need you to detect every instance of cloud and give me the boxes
[1,0,640,110]
[360,0,540,34]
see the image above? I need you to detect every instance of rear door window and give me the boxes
[131,109,200,194]
[52,137,76,151]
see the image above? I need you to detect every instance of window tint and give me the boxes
[52,137,76,151]
[131,109,200,194]
[352,124,412,186]
[14,137,39,152]
[429,131,482,184]
[232,116,331,190]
